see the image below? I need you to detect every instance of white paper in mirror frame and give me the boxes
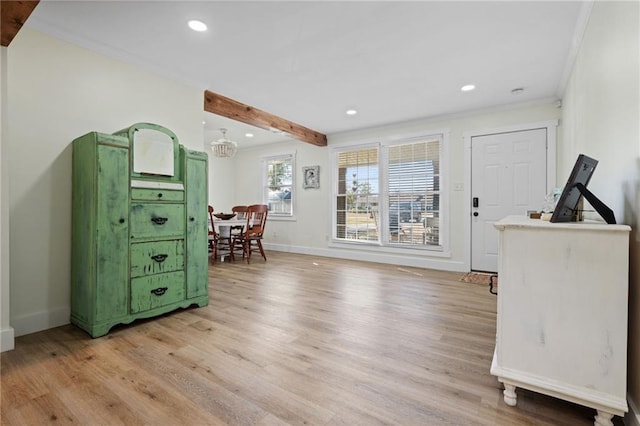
[133,128,174,176]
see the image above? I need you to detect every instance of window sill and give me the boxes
[268,215,297,222]
[328,239,451,258]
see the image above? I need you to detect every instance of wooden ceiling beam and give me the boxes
[204,90,327,147]
[1,1,40,47]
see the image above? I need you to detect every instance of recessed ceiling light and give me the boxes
[346,109,358,116]
[245,133,254,138]
[188,20,207,32]
[461,84,476,92]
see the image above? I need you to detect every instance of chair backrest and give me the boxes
[245,204,268,238]
[208,205,217,237]
[232,205,249,220]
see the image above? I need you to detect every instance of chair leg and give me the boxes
[229,240,235,262]
[229,239,235,262]
[244,240,251,264]
[256,239,266,261]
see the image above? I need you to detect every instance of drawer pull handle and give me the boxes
[151,217,168,225]
[151,254,168,263]
[157,193,163,198]
[150,287,168,296]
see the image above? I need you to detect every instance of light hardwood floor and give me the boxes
[1,252,620,425]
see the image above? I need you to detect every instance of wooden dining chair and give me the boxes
[231,205,249,236]
[231,204,268,263]
[208,205,233,263]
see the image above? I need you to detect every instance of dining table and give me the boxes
[210,217,254,237]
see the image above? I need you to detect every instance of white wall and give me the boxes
[6,28,205,338]
[207,155,238,212]
[224,102,560,271]
[560,1,639,424]
[1,45,15,351]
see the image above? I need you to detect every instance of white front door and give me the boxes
[471,128,548,272]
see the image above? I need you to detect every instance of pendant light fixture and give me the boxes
[210,128,238,158]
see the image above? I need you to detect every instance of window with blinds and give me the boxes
[335,148,379,241]
[263,154,294,216]
[387,138,440,246]
[333,135,442,248]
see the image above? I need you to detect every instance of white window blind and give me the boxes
[387,138,440,246]
[335,148,379,241]
[333,134,442,248]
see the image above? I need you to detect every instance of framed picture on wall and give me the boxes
[302,165,320,189]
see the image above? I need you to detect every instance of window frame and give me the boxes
[261,152,295,219]
[333,144,380,243]
[331,131,449,252]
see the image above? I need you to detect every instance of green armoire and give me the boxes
[71,123,209,338]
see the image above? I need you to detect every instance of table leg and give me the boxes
[594,411,614,426]
[503,383,517,406]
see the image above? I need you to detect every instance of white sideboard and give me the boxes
[491,216,630,426]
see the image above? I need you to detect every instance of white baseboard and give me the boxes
[0,326,14,352]
[263,242,468,272]
[627,394,640,426]
[11,306,70,337]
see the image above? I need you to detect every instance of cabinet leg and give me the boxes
[594,410,613,426]
[503,383,517,406]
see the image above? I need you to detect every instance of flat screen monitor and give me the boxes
[550,154,598,223]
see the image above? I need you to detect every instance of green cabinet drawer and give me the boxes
[130,203,185,239]
[130,271,185,313]
[130,240,184,278]
[131,188,184,202]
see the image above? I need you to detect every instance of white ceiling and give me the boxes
[26,1,588,148]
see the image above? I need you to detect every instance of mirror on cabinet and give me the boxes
[113,123,180,180]
[132,127,175,176]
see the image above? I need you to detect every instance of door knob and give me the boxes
[473,212,479,217]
